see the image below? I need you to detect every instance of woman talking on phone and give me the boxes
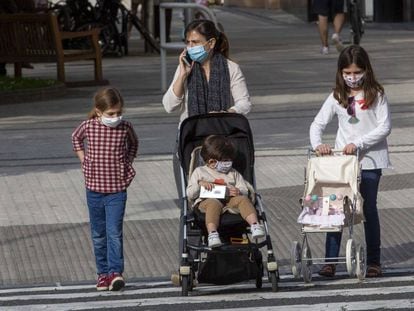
[162,19,252,200]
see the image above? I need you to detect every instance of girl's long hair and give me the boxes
[334,45,384,108]
[185,19,229,58]
[88,87,124,119]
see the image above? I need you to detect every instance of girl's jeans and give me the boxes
[86,189,127,275]
[325,169,382,266]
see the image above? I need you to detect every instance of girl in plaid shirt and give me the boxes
[72,87,138,291]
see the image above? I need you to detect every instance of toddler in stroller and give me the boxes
[187,135,265,248]
[176,113,278,296]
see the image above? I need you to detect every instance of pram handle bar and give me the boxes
[308,148,359,159]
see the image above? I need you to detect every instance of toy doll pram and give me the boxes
[291,149,366,283]
[176,113,279,296]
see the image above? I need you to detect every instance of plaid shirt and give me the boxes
[72,118,139,193]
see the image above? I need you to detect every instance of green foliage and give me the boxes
[0,76,58,91]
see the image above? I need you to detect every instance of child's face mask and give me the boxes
[343,73,365,88]
[215,160,233,174]
[101,115,123,128]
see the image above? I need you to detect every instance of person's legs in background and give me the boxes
[314,0,345,54]
[331,0,345,52]
[313,0,330,54]
[317,14,330,54]
[154,5,172,42]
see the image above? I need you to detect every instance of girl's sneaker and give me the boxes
[251,223,265,239]
[96,274,109,291]
[208,231,222,248]
[108,272,125,291]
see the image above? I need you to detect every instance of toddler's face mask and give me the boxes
[343,73,365,88]
[215,160,233,174]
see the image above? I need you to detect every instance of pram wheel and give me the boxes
[290,241,302,278]
[269,271,278,292]
[301,244,312,283]
[180,268,195,296]
[181,274,189,296]
[346,239,356,277]
[355,244,367,280]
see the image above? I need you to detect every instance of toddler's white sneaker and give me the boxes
[251,223,265,239]
[208,231,222,248]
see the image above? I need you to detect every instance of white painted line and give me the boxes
[206,299,414,311]
[1,284,414,307]
[0,281,171,295]
[0,273,413,297]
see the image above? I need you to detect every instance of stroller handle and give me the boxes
[308,148,359,159]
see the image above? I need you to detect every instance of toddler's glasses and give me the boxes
[347,96,359,124]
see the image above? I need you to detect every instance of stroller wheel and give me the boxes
[181,275,189,296]
[290,241,302,278]
[355,244,366,280]
[301,244,312,283]
[346,239,356,277]
[269,271,278,292]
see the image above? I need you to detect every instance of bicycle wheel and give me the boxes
[78,22,123,56]
[48,3,75,32]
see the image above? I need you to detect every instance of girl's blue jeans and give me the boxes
[325,169,382,266]
[86,189,127,275]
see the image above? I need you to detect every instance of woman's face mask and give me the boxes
[342,73,365,89]
[215,160,233,174]
[187,43,209,63]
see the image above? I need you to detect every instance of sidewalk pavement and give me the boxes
[0,7,413,287]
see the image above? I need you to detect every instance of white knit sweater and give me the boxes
[310,91,392,169]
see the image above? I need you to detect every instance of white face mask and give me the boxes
[343,73,365,88]
[101,115,123,128]
[215,160,233,174]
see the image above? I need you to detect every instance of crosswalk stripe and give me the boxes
[5,299,413,311]
[0,273,412,296]
[1,284,413,308]
[206,299,414,311]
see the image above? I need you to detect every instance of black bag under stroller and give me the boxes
[176,113,279,296]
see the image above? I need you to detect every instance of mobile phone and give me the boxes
[183,52,192,67]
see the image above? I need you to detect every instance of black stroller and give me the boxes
[177,113,279,296]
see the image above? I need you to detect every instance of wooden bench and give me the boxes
[0,13,108,87]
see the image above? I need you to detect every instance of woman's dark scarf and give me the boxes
[187,53,231,116]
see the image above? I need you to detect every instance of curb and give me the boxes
[0,82,67,105]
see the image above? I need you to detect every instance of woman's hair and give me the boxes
[334,45,384,108]
[88,87,124,118]
[200,135,236,162]
[185,19,229,58]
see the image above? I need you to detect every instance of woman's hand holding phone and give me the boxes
[179,49,193,77]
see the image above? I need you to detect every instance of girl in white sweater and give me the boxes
[310,45,391,278]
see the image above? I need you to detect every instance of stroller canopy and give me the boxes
[178,113,255,184]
